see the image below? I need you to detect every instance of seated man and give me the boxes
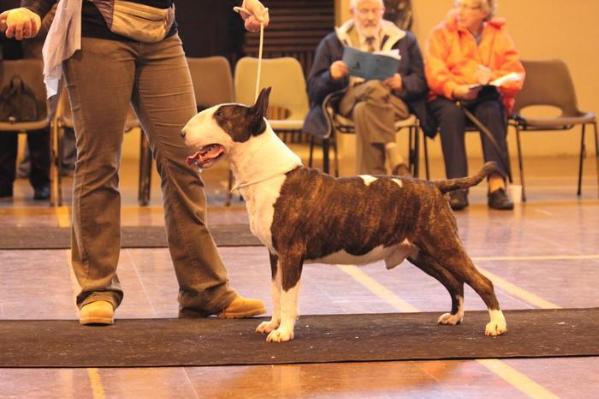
[425,0,524,210]
[304,0,431,176]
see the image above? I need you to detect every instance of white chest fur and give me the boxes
[241,175,288,253]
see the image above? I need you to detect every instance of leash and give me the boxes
[456,101,512,181]
[233,5,268,101]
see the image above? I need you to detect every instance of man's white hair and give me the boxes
[350,0,384,9]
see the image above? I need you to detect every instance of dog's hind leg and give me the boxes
[409,251,465,326]
[256,252,282,335]
[438,249,507,336]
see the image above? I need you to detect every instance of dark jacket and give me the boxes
[303,20,436,138]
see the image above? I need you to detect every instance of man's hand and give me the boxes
[453,84,482,100]
[0,8,41,40]
[384,73,403,91]
[330,60,349,80]
[238,0,270,32]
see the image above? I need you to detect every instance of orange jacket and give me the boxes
[425,12,525,112]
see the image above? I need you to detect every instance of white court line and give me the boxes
[337,265,559,399]
[473,254,599,261]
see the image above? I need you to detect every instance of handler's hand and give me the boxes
[238,0,270,32]
[0,8,41,40]
[384,73,403,91]
[453,84,482,101]
[330,60,349,80]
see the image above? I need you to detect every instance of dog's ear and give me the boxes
[248,87,271,135]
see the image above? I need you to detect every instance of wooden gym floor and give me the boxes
[0,143,598,398]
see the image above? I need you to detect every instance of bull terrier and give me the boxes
[181,88,507,343]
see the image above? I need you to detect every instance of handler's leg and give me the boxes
[132,35,264,317]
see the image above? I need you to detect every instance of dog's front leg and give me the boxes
[256,253,281,335]
[265,251,303,343]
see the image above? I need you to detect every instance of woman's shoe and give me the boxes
[448,189,469,211]
[488,188,514,210]
[80,300,114,325]
[219,295,266,319]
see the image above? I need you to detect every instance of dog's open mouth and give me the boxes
[186,144,226,169]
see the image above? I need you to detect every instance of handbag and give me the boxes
[89,0,175,43]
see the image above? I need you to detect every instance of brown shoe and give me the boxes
[80,300,114,325]
[219,295,266,319]
[391,163,411,177]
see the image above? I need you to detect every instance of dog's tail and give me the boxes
[433,162,498,194]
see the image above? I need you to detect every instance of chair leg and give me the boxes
[577,124,587,196]
[515,127,527,202]
[138,132,152,206]
[322,137,330,175]
[49,121,62,207]
[413,126,421,178]
[423,134,430,180]
[504,130,514,184]
[308,136,315,168]
[56,125,63,206]
[333,136,339,177]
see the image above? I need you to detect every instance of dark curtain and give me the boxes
[175,0,245,65]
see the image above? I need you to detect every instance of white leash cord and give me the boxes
[255,22,264,101]
[233,5,267,101]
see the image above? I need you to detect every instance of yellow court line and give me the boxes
[478,359,559,399]
[86,368,107,399]
[65,250,106,399]
[337,264,559,399]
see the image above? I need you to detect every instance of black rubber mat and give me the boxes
[1,308,598,368]
[0,224,262,249]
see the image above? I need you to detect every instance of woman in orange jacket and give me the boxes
[425,0,524,210]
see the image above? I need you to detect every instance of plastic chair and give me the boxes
[319,89,422,177]
[187,56,234,109]
[234,57,308,137]
[510,59,598,201]
[0,59,53,203]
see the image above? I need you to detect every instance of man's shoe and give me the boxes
[448,189,469,211]
[219,295,266,319]
[80,300,114,325]
[33,185,50,200]
[488,188,514,210]
[391,163,411,177]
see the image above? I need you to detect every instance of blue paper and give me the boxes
[342,47,400,81]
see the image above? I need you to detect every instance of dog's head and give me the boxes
[182,87,271,169]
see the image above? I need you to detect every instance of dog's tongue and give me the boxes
[186,145,225,168]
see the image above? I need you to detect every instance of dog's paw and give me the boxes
[437,312,463,326]
[266,327,294,343]
[256,320,279,334]
[485,310,507,336]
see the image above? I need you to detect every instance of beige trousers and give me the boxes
[339,80,409,175]
[63,35,236,314]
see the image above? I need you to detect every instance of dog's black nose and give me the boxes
[180,130,186,138]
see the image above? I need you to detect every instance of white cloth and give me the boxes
[42,0,82,97]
